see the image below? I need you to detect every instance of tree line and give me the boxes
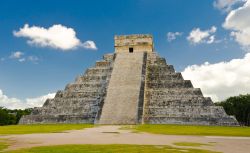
[0,107,32,125]
[216,94,250,126]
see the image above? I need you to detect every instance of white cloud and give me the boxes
[223,0,250,51]
[0,89,55,109]
[82,40,97,50]
[167,32,182,42]
[27,56,39,63]
[213,0,246,12]
[25,93,55,108]
[18,58,26,62]
[187,26,217,44]
[8,51,39,63]
[13,24,97,51]
[207,35,215,44]
[182,53,250,102]
[10,51,24,59]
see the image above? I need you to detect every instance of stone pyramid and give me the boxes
[20,34,238,126]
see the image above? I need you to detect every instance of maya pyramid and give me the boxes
[20,34,238,126]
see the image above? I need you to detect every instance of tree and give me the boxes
[14,109,32,124]
[0,107,9,125]
[0,107,32,125]
[216,94,250,126]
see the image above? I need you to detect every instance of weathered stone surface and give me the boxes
[19,54,115,124]
[142,52,238,126]
[115,34,153,53]
[20,34,239,126]
[98,52,146,124]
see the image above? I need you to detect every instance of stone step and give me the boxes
[74,80,109,85]
[47,107,98,114]
[143,116,239,126]
[45,106,98,112]
[43,99,99,108]
[144,106,227,116]
[65,87,103,92]
[84,68,112,75]
[148,79,194,84]
[40,105,99,114]
[147,100,207,107]
[146,97,213,106]
[147,80,193,88]
[72,79,108,85]
[65,83,103,91]
[55,91,101,98]
[19,114,95,124]
[147,94,204,100]
[39,109,97,115]
[146,88,203,95]
[103,53,115,61]
[44,96,100,104]
[78,75,108,82]
[31,104,98,114]
[147,65,175,73]
[95,61,112,67]
[99,52,146,124]
[53,97,99,101]
[148,57,167,65]
[84,73,111,77]
[147,73,183,81]
[147,71,181,76]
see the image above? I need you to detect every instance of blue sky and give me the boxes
[1,0,250,108]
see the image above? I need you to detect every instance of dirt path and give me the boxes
[1,126,250,153]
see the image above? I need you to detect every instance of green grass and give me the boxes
[0,124,93,135]
[174,142,211,147]
[0,139,9,152]
[126,124,250,137]
[6,144,220,153]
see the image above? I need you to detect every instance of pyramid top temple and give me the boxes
[114,34,154,53]
[19,34,239,126]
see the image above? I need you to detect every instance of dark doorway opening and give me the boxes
[129,47,133,53]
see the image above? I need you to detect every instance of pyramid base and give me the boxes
[19,115,94,124]
[145,116,239,126]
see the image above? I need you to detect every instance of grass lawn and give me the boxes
[0,124,93,135]
[173,142,212,147]
[125,124,250,137]
[6,144,219,153]
[0,141,8,152]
